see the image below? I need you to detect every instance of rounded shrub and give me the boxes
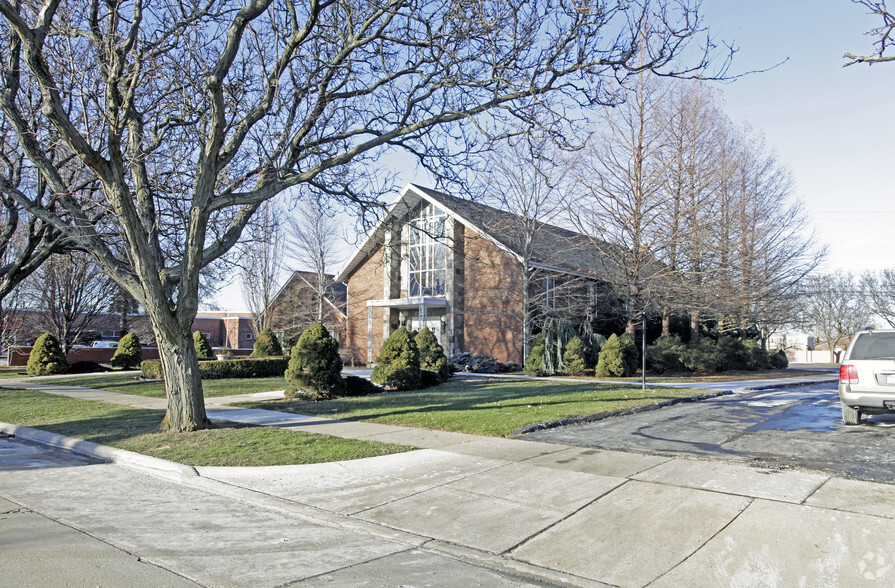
[284,322,345,400]
[769,349,789,369]
[595,333,639,377]
[371,327,421,391]
[111,333,143,369]
[645,335,686,374]
[562,336,588,376]
[251,328,283,357]
[415,327,449,385]
[524,332,545,375]
[26,333,69,376]
[193,331,214,360]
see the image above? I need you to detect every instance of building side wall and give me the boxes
[461,232,524,364]
[345,246,387,366]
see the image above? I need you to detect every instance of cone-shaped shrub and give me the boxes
[562,336,588,375]
[111,333,143,369]
[251,328,283,357]
[595,333,640,377]
[26,333,69,376]
[193,331,214,359]
[372,327,421,390]
[524,332,545,375]
[284,322,345,400]
[415,327,449,385]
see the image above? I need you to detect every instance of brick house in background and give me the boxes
[266,270,347,348]
[337,184,619,366]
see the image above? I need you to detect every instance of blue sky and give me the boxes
[700,0,895,272]
[211,1,894,310]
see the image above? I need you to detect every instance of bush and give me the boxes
[415,327,449,384]
[680,339,725,373]
[26,333,69,376]
[769,349,789,369]
[250,328,283,357]
[193,331,214,360]
[68,360,112,374]
[448,352,501,374]
[343,375,384,396]
[140,357,290,380]
[563,336,588,376]
[284,322,345,400]
[595,333,639,377]
[372,327,421,390]
[524,333,545,375]
[111,333,143,369]
[645,336,686,374]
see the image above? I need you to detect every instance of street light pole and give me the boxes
[642,310,646,392]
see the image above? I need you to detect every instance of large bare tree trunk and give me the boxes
[151,309,210,432]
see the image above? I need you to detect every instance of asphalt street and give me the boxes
[524,383,895,484]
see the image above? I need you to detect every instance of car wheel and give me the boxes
[842,404,862,425]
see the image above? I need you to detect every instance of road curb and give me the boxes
[510,390,735,437]
[0,421,199,481]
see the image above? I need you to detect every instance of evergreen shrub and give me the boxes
[645,336,686,374]
[415,327,449,384]
[284,322,345,400]
[562,336,588,375]
[140,357,289,380]
[193,331,214,360]
[595,333,639,377]
[26,333,69,376]
[111,333,143,369]
[524,333,545,375]
[371,327,421,390]
[769,349,789,369]
[250,328,283,357]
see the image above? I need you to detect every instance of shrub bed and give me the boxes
[646,335,790,374]
[141,357,289,380]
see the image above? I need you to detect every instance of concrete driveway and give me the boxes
[523,382,895,484]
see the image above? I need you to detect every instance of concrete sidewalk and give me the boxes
[3,373,893,586]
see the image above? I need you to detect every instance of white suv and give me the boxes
[838,329,895,424]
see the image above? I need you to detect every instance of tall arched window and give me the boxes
[407,201,447,296]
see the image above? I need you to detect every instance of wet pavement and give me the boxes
[523,383,895,484]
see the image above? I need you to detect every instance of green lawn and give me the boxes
[0,388,411,466]
[236,377,707,437]
[38,374,286,398]
[0,366,29,379]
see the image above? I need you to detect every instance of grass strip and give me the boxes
[236,377,707,437]
[31,374,286,398]
[0,388,411,466]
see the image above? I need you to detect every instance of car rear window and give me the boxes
[849,333,895,360]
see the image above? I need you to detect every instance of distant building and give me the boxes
[266,271,347,349]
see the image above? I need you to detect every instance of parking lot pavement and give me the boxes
[523,383,895,484]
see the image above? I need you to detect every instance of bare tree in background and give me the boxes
[657,80,725,339]
[845,1,895,65]
[289,193,343,324]
[0,0,727,431]
[24,251,118,353]
[571,73,674,334]
[862,269,895,327]
[805,272,872,361]
[239,201,286,335]
[472,133,581,357]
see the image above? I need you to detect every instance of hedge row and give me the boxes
[141,357,289,380]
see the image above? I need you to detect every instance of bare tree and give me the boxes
[571,72,675,334]
[0,0,726,431]
[288,192,343,324]
[24,250,118,353]
[805,272,872,361]
[845,1,895,65]
[239,200,286,335]
[862,269,895,327]
[471,133,586,357]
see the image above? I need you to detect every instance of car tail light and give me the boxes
[840,364,859,384]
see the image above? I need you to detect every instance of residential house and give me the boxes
[337,184,620,366]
